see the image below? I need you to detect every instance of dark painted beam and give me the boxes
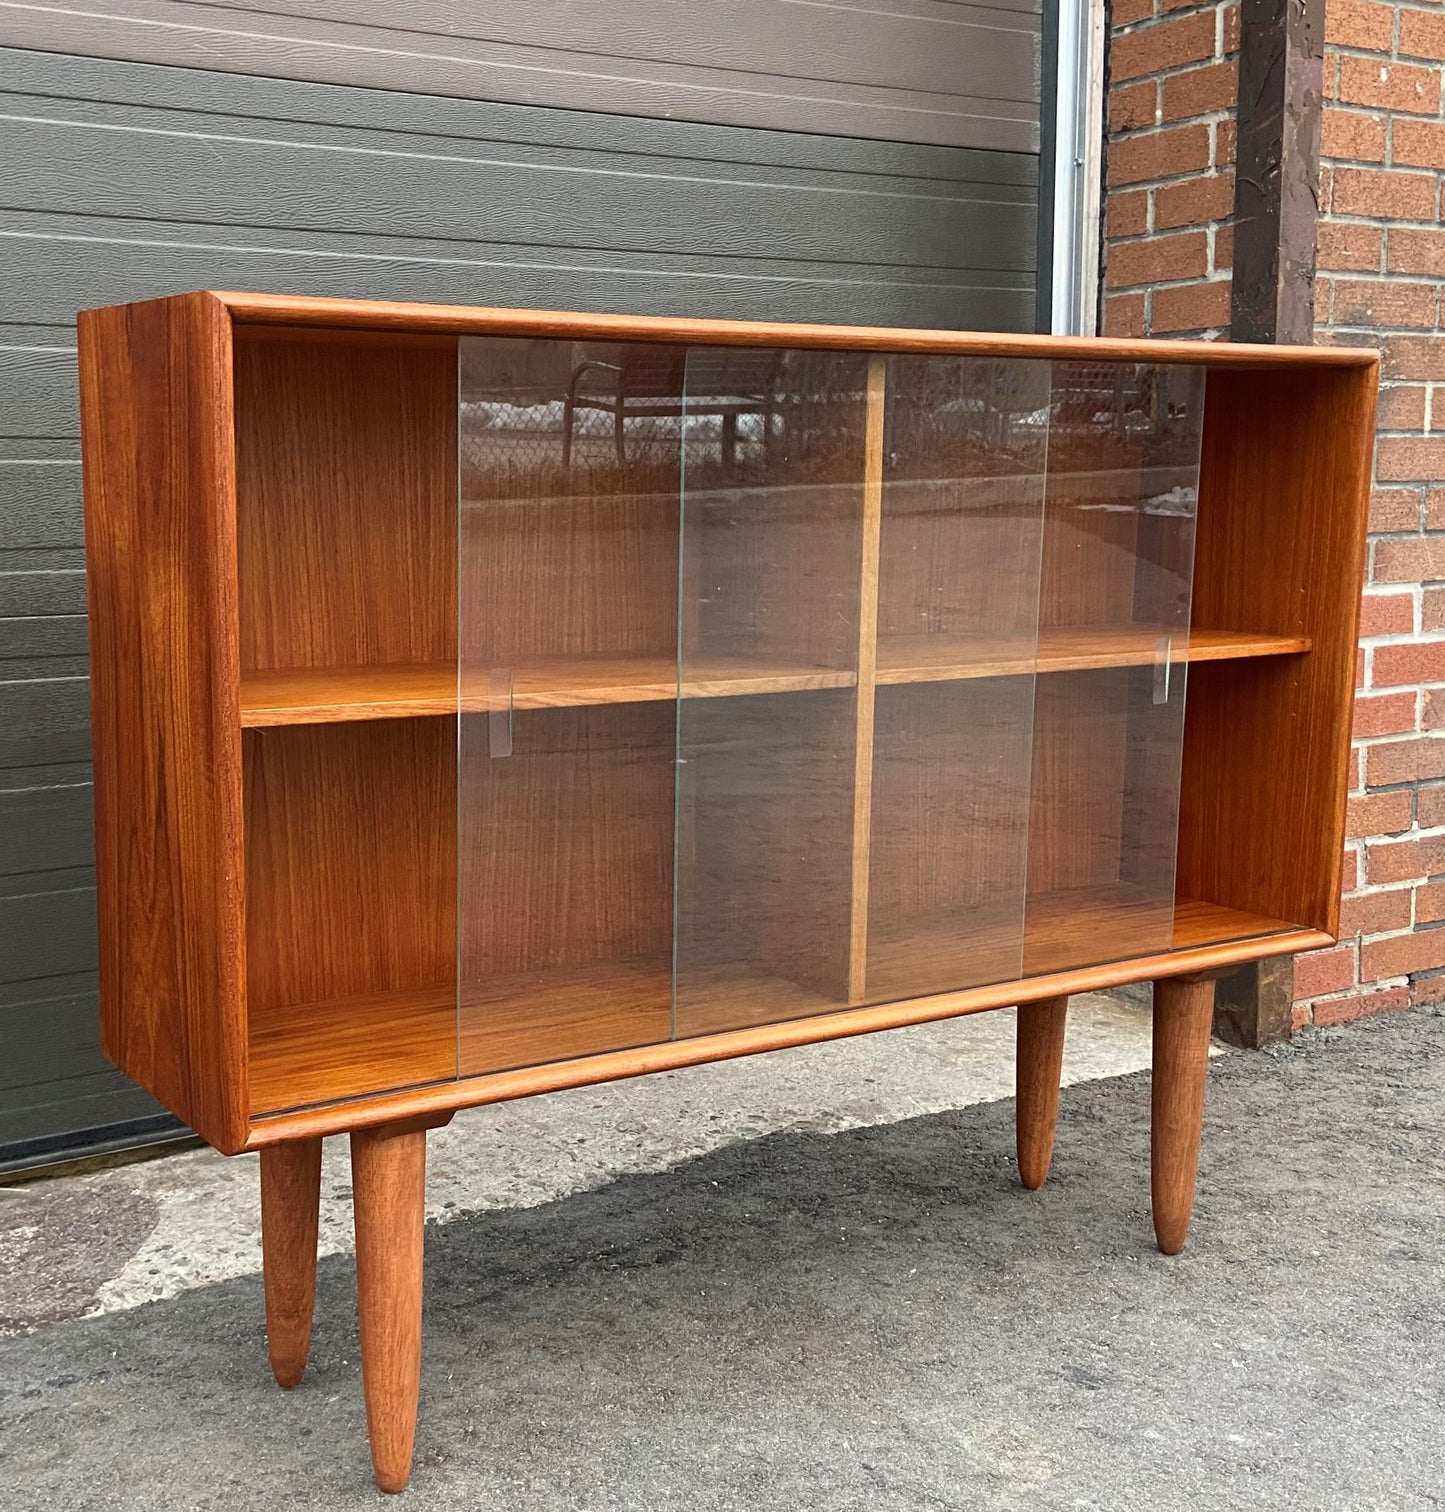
[1230,0,1324,343]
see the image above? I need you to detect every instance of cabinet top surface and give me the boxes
[88,290,1380,370]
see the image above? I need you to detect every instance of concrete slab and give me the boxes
[0,993,1159,1329]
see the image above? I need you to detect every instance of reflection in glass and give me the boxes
[1022,361,1204,974]
[864,356,1051,1002]
[456,337,684,1075]
[673,349,869,1038]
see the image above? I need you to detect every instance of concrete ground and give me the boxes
[0,999,1441,1510]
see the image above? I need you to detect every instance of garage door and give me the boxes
[0,4,1049,1166]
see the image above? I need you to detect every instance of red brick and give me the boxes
[1338,887,1413,936]
[1291,1002,1314,1031]
[1377,436,1445,481]
[1361,927,1445,979]
[1366,832,1445,883]
[1152,278,1231,332]
[1400,8,1445,60]
[1216,117,1236,166]
[1373,640,1445,686]
[1331,167,1437,221]
[1109,123,1212,185]
[1325,0,1398,52]
[1417,880,1445,924]
[1343,844,1362,891]
[1161,61,1238,122]
[1371,487,1423,531]
[1105,230,1209,288]
[1359,591,1416,637]
[1154,172,1233,229]
[1357,646,1366,691]
[1375,538,1445,586]
[1422,687,1445,730]
[1223,2,1241,53]
[1107,189,1149,239]
[1353,690,1419,736]
[1293,944,1357,998]
[1113,0,1155,23]
[1103,292,1146,337]
[1110,79,1158,134]
[1426,490,1445,529]
[1338,57,1442,116]
[1422,785,1445,829]
[1425,587,1445,632]
[1383,334,1445,381]
[1346,788,1414,839]
[1332,279,1436,329]
[1112,13,1216,82]
[1213,221,1233,271]
[1367,734,1445,784]
[1393,119,1445,171]
[1377,386,1428,432]
[1387,228,1445,277]
[1319,222,1383,274]
[1312,987,1410,1025]
[1321,108,1387,162]
[1410,969,1445,1007]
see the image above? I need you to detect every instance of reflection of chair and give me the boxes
[561,349,780,467]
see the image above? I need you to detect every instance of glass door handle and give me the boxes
[488,669,513,758]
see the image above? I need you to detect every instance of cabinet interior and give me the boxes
[234,325,1360,1117]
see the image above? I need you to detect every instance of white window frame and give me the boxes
[1049,0,1108,335]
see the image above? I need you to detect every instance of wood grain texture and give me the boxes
[1016,996,1068,1190]
[239,656,855,725]
[244,899,1317,1136]
[876,628,1310,683]
[244,719,456,1114]
[78,291,249,1153]
[217,293,1378,367]
[235,329,456,674]
[848,357,887,1002]
[1178,363,1378,937]
[1151,976,1217,1255]
[351,1124,428,1494]
[260,1137,322,1388]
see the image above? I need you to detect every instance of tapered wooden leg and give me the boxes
[351,1123,429,1494]
[260,1137,323,1389]
[1016,995,1069,1189]
[1151,976,1216,1255]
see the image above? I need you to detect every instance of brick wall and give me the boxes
[1103,0,1239,339]
[1307,0,1445,1025]
[1103,0,1445,1028]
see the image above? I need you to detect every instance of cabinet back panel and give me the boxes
[1179,364,1376,935]
[243,719,457,1014]
[234,330,457,672]
[458,703,675,977]
[460,337,684,668]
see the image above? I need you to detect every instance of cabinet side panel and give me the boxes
[79,294,248,1152]
[1178,363,1377,937]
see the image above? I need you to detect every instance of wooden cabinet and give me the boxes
[79,293,1376,1490]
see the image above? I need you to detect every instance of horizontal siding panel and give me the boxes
[0,113,1034,276]
[0,780,94,875]
[0,0,1041,153]
[0,461,82,548]
[0,677,91,767]
[0,977,106,1090]
[0,872,98,980]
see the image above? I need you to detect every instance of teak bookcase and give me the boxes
[78,292,1376,1492]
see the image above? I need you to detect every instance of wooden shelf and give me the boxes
[247,894,1302,1115]
[876,627,1311,685]
[247,956,842,1115]
[240,656,857,726]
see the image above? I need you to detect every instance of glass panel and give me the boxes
[673,347,870,1038]
[862,355,1051,1002]
[457,336,682,1074]
[1022,361,1204,975]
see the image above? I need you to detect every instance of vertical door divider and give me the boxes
[847,356,887,1004]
